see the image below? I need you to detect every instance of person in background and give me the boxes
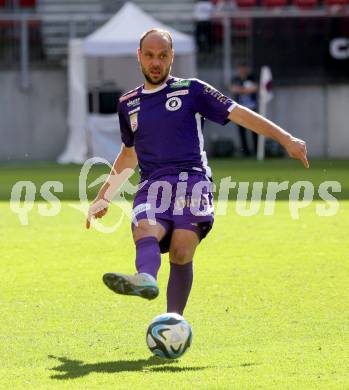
[230,62,258,156]
[193,1,214,52]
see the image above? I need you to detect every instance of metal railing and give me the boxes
[0,14,110,88]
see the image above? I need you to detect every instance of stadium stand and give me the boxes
[235,0,258,7]
[1,0,348,64]
[294,0,318,9]
[0,0,36,8]
[36,0,103,61]
[103,0,196,34]
[261,0,289,7]
[324,0,349,5]
[35,0,196,62]
[20,0,36,7]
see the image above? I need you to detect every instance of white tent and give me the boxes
[58,2,197,164]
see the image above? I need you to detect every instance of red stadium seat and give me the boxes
[20,0,36,7]
[294,0,318,8]
[232,18,252,37]
[261,0,288,6]
[0,0,6,7]
[236,0,257,7]
[233,18,252,29]
[324,0,348,5]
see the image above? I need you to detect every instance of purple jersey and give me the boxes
[118,77,237,180]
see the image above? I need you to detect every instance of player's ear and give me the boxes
[137,48,141,63]
[171,49,174,63]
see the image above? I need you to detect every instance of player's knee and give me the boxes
[170,247,193,265]
[132,219,159,241]
[133,225,150,241]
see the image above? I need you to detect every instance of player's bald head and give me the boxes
[139,28,173,51]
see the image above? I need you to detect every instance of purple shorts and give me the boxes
[132,173,214,253]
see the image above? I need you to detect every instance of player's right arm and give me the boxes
[193,79,308,168]
[85,144,138,229]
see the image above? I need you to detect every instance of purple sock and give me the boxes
[135,237,161,279]
[166,261,193,315]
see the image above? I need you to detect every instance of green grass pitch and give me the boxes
[0,160,348,389]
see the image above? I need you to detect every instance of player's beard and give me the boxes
[141,63,171,86]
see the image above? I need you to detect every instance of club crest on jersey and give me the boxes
[130,112,138,132]
[166,97,182,112]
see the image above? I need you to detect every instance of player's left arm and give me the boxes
[228,104,309,168]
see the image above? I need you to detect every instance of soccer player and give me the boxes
[86,28,308,315]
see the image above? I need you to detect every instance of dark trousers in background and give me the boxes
[238,125,258,157]
[195,21,213,52]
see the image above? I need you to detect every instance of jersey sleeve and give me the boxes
[118,102,134,147]
[193,80,237,125]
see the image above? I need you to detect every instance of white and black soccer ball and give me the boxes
[146,313,192,359]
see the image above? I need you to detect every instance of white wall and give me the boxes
[268,86,327,158]
[327,85,349,158]
[0,70,68,161]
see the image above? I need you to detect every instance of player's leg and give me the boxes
[166,173,214,313]
[103,219,168,300]
[132,218,169,279]
[166,228,200,315]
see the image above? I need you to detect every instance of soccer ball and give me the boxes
[146,313,192,359]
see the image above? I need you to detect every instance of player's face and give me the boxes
[138,34,173,86]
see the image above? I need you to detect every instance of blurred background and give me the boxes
[0,0,348,163]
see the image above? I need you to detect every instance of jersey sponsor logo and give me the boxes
[170,80,191,88]
[165,97,182,111]
[127,97,141,108]
[119,91,138,102]
[130,112,138,132]
[173,194,212,213]
[166,89,189,98]
[203,85,231,105]
[128,106,140,115]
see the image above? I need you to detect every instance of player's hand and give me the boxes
[86,198,109,229]
[284,136,309,168]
